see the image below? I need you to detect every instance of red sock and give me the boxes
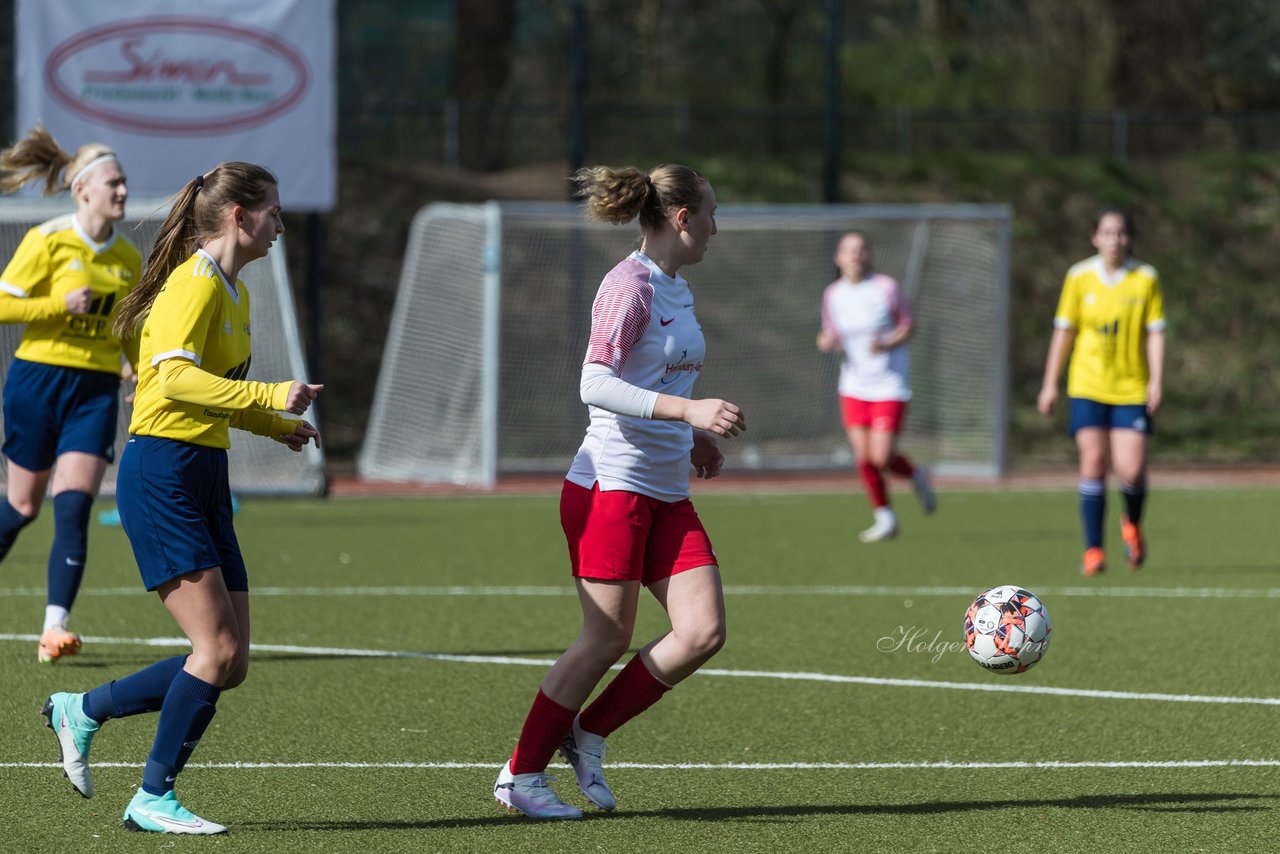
[509,689,577,774]
[578,655,671,739]
[887,454,914,478]
[858,461,889,508]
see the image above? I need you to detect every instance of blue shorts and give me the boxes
[1068,397,1153,437]
[116,435,247,592]
[2,358,120,470]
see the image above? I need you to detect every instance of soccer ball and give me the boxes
[963,585,1052,674]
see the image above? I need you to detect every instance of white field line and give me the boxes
[2,584,1279,600]
[2,759,1279,771]
[3,633,1279,707]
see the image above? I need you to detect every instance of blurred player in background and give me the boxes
[816,231,935,543]
[0,125,139,663]
[1038,208,1165,576]
[493,163,746,820]
[42,162,321,835]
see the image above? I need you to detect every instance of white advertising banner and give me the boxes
[16,0,335,211]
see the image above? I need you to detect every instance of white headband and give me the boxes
[69,153,117,190]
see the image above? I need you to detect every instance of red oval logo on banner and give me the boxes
[45,17,310,135]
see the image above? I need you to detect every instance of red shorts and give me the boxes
[840,397,908,433]
[560,480,717,585]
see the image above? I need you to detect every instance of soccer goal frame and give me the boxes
[360,201,1012,487]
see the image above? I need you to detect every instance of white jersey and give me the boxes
[821,273,913,402]
[566,251,704,502]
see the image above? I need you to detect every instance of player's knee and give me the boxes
[222,655,250,691]
[7,497,41,520]
[593,630,633,665]
[192,634,245,685]
[1116,466,1146,487]
[684,619,726,660]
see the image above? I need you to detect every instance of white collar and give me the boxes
[1092,255,1136,287]
[196,248,240,304]
[71,214,116,255]
[633,250,684,287]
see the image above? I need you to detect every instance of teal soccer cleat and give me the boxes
[41,692,99,798]
[123,788,228,834]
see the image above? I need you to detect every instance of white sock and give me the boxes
[873,507,897,527]
[44,605,70,633]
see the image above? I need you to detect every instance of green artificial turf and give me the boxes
[2,487,1277,851]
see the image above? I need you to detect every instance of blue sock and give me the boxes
[83,655,187,722]
[142,670,221,795]
[47,491,94,610]
[1121,480,1147,525]
[1079,478,1106,549]
[0,500,35,562]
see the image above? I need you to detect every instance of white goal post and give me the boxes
[0,198,325,495]
[360,202,1012,487]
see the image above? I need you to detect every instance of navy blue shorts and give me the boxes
[116,435,247,592]
[2,358,120,470]
[1068,397,1153,437]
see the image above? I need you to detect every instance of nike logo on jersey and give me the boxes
[68,259,84,271]
[65,558,84,566]
[659,316,675,326]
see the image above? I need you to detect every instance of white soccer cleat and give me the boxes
[42,692,98,798]
[559,716,616,811]
[912,466,937,515]
[859,517,899,543]
[122,788,227,834]
[493,760,583,820]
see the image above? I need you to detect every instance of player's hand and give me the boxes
[684,398,746,438]
[285,382,324,415]
[816,329,841,354]
[1146,382,1162,415]
[280,420,320,452]
[64,287,92,315]
[691,432,724,479]
[1036,385,1057,417]
[121,363,138,404]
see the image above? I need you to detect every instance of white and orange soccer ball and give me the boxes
[963,585,1052,674]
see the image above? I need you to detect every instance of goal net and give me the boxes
[360,202,1011,486]
[0,198,325,495]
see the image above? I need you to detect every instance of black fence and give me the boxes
[340,101,1280,167]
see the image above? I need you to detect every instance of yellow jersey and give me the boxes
[0,215,141,374]
[129,250,294,449]
[1054,256,1166,405]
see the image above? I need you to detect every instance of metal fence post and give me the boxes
[1112,109,1129,160]
[444,98,460,168]
[896,105,912,156]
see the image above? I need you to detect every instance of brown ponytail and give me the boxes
[114,162,277,336]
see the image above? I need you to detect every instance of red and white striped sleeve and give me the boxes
[877,274,913,330]
[583,267,653,372]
